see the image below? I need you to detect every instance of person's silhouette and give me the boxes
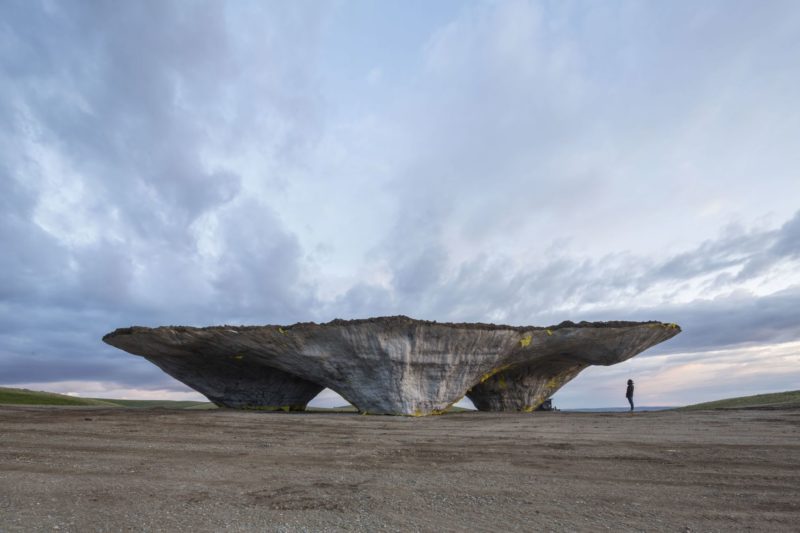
[626,379,635,411]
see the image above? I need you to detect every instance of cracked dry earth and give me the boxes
[1,406,798,532]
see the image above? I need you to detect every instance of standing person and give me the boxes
[626,379,635,411]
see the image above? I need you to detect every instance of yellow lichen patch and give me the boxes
[545,377,562,390]
[478,364,513,384]
[519,335,532,347]
[497,375,508,390]
[649,322,679,330]
[278,327,287,334]
[232,355,244,360]
[522,405,535,413]
[546,329,553,336]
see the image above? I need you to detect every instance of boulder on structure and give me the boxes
[103,316,680,415]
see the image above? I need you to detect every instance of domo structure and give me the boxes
[103,316,680,415]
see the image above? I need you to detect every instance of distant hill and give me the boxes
[19,386,796,413]
[0,387,118,406]
[564,406,673,413]
[0,387,215,409]
[1,389,469,412]
[680,390,800,411]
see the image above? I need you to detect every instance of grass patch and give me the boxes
[306,405,359,413]
[679,390,800,411]
[91,399,215,409]
[0,387,215,409]
[0,387,117,407]
[184,403,219,410]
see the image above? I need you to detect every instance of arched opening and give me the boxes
[307,388,356,412]
[453,396,477,411]
[306,389,478,413]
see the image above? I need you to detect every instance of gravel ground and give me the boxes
[1,406,798,532]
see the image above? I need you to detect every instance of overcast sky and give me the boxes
[1,0,798,409]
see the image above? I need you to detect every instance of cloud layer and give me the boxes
[1,1,798,406]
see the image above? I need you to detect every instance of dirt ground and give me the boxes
[1,406,798,532]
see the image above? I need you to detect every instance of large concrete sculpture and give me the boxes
[103,316,679,415]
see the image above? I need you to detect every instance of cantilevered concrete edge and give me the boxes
[102,316,680,415]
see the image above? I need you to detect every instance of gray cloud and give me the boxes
[653,211,800,286]
[330,209,800,353]
[646,287,800,353]
[0,0,327,388]
[1,1,798,401]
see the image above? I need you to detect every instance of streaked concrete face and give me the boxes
[103,316,680,415]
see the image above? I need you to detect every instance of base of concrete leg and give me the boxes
[467,359,588,412]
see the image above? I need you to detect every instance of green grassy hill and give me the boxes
[0,387,118,406]
[0,387,215,409]
[680,390,800,411]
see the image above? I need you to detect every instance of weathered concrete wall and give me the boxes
[144,354,323,410]
[106,328,323,410]
[103,317,680,415]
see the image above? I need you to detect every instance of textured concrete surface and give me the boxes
[103,316,680,415]
[468,359,589,412]
[143,353,323,410]
[103,326,323,410]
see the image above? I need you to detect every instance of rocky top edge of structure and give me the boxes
[103,315,679,340]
